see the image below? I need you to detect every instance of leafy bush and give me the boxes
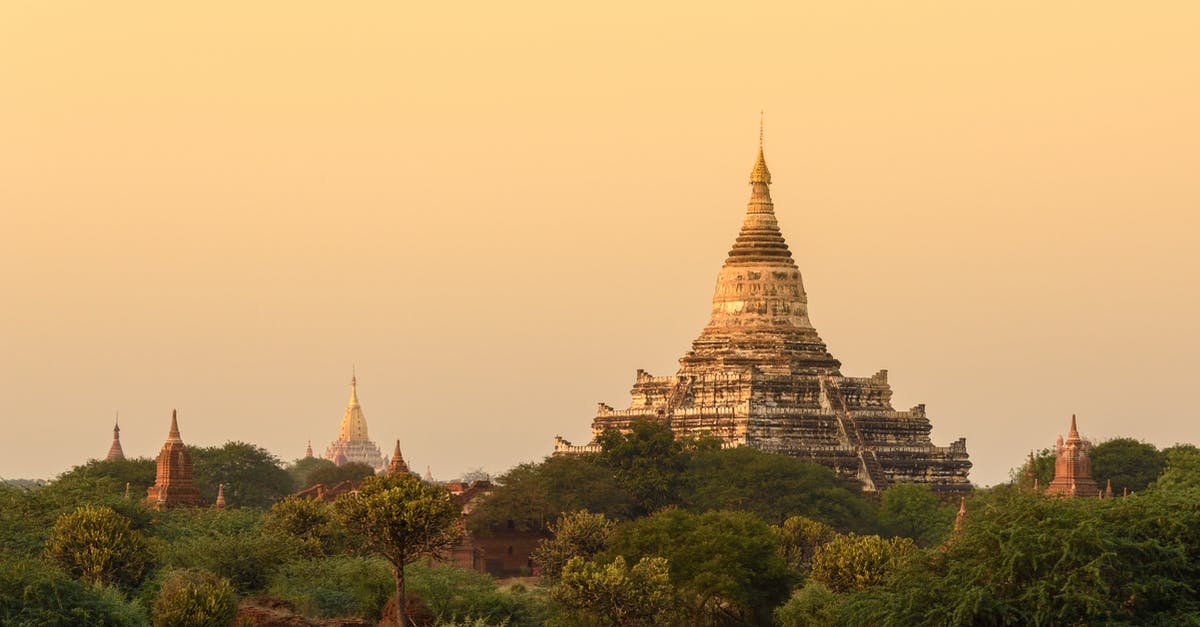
[608,508,793,624]
[263,495,339,556]
[45,504,151,589]
[841,488,1200,625]
[531,510,614,580]
[405,562,548,627]
[776,515,837,574]
[151,569,237,627]
[552,555,674,626]
[160,522,303,592]
[775,581,843,627]
[877,483,954,546]
[0,557,147,625]
[809,533,915,593]
[266,556,393,619]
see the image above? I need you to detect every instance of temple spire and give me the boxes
[214,483,227,509]
[168,409,181,441]
[750,113,771,185]
[106,412,126,461]
[386,439,410,476]
[349,368,359,407]
[1066,414,1080,442]
[723,119,792,267]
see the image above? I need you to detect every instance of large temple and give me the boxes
[324,372,385,470]
[145,410,205,509]
[1044,415,1101,498]
[555,132,972,494]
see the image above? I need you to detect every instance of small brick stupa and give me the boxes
[324,371,385,470]
[1045,414,1100,498]
[386,440,410,476]
[105,416,125,461]
[145,410,205,509]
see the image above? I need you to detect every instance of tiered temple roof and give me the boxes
[324,372,384,470]
[1045,415,1100,497]
[555,131,972,494]
[145,410,205,509]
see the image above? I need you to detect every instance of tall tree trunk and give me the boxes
[395,563,408,627]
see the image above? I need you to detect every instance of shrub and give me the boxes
[809,533,915,593]
[0,557,147,625]
[45,504,151,589]
[266,556,393,619]
[151,569,237,627]
[775,581,843,627]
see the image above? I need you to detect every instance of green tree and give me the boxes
[552,555,674,627]
[809,533,915,593]
[264,495,338,556]
[306,461,378,490]
[1153,444,1200,492]
[774,582,843,627]
[840,487,1200,625]
[334,472,462,627]
[532,510,614,580]
[151,569,237,627]
[681,446,873,528]
[45,505,151,589]
[53,457,157,499]
[877,483,955,546]
[468,456,631,534]
[0,556,147,625]
[157,509,304,592]
[608,508,793,624]
[597,420,691,515]
[190,441,294,508]
[288,456,338,490]
[777,515,837,574]
[1090,438,1164,493]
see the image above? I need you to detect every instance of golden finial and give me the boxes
[750,113,771,184]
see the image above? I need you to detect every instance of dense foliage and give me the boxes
[335,472,462,627]
[45,505,151,589]
[5,425,1200,625]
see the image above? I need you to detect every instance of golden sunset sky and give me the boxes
[1,2,1197,486]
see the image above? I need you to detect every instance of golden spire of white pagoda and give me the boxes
[336,370,371,442]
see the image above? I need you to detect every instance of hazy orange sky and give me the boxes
[2,2,1197,487]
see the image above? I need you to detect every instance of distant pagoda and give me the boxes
[555,129,972,494]
[145,410,205,509]
[105,416,125,461]
[324,372,384,470]
[1045,415,1100,498]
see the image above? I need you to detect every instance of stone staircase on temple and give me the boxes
[823,375,890,492]
[663,376,693,415]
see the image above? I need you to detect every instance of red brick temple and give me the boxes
[145,410,205,509]
[1045,414,1100,498]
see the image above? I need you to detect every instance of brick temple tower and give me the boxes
[324,371,384,470]
[555,127,972,494]
[145,410,205,509]
[386,440,410,476]
[1045,415,1100,498]
[104,415,125,461]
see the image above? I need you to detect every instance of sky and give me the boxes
[1,2,1197,487]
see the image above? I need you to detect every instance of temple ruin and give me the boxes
[1044,414,1100,498]
[555,133,972,494]
[145,410,205,508]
